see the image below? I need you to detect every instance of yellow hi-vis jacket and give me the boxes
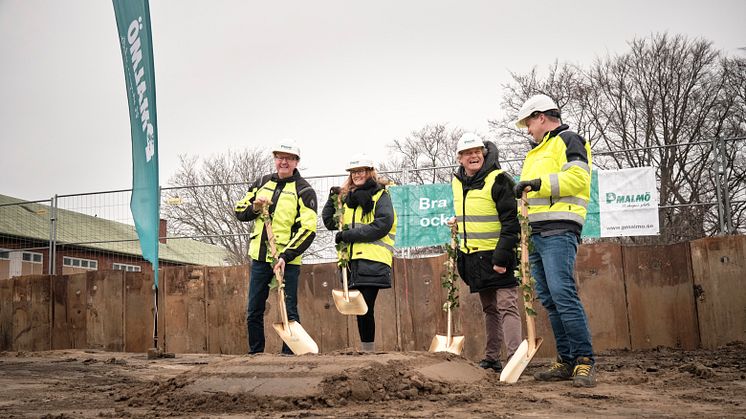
[234,171,317,265]
[519,124,592,228]
[342,188,397,267]
[452,169,503,253]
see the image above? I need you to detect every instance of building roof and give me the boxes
[0,194,230,266]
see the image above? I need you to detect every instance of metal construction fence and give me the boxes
[1,137,743,277]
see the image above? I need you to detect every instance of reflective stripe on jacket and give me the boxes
[520,127,592,227]
[452,169,503,253]
[342,189,397,267]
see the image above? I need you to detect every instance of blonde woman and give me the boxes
[321,154,397,352]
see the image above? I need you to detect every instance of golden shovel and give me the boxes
[429,222,465,355]
[260,204,319,355]
[331,192,368,315]
[500,190,543,383]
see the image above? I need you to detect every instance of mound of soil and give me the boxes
[1,342,744,418]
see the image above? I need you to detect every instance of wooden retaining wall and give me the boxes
[0,237,743,361]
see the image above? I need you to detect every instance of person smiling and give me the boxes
[321,154,397,352]
[234,139,318,355]
[450,133,521,373]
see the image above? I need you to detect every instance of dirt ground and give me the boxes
[1,342,744,418]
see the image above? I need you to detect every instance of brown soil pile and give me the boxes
[1,342,744,418]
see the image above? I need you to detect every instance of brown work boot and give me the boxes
[534,358,573,381]
[572,356,596,387]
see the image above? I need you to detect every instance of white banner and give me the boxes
[598,167,659,237]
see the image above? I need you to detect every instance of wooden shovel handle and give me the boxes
[260,203,290,330]
[520,189,538,350]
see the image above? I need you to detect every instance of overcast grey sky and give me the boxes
[1,0,744,200]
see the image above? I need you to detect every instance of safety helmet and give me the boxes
[514,94,559,128]
[456,132,485,154]
[272,139,301,159]
[346,153,376,171]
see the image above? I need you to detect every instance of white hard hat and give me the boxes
[272,139,301,159]
[456,132,485,154]
[514,94,559,128]
[346,153,375,171]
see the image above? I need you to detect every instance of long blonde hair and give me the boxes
[341,168,390,195]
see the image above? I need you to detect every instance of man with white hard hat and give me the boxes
[235,139,318,355]
[513,94,596,387]
[451,133,522,373]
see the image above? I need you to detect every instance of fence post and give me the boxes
[712,138,726,234]
[718,136,734,234]
[49,195,58,275]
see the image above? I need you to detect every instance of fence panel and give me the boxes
[623,243,699,350]
[576,243,630,351]
[205,265,248,354]
[0,277,13,350]
[124,271,155,352]
[162,267,208,353]
[690,236,746,348]
[87,270,124,351]
[52,274,86,349]
[12,275,51,351]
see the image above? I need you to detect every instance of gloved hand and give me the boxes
[329,186,341,196]
[335,231,346,244]
[514,178,541,198]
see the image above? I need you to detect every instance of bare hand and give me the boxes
[493,265,506,274]
[273,258,286,276]
[446,217,457,227]
[253,196,270,212]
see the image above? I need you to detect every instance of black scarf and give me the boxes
[346,178,379,215]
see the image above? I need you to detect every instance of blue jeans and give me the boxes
[529,232,594,363]
[247,260,300,354]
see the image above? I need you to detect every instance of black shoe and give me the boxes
[534,358,573,381]
[572,356,596,387]
[478,359,502,373]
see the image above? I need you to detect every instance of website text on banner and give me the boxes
[388,167,658,248]
[113,0,161,285]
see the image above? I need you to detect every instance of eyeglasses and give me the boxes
[349,168,368,175]
[274,156,298,162]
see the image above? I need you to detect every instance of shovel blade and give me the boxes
[272,320,319,355]
[428,334,465,355]
[499,337,543,383]
[331,289,368,315]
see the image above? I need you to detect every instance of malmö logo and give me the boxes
[605,192,651,204]
[127,16,155,163]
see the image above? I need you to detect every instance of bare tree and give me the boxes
[492,33,746,243]
[162,149,274,265]
[379,124,464,185]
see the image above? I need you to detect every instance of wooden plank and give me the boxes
[162,266,207,353]
[12,275,51,351]
[205,265,249,354]
[623,243,699,350]
[576,243,630,351]
[124,271,155,353]
[0,278,13,350]
[87,270,124,351]
[690,236,746,349]
[301,263,348,353]
[395,256,444,352]
[52,274,87,350]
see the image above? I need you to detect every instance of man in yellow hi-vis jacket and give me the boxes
[514,94,596,387]
[235,139,317,354]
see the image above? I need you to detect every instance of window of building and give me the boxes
[0,249,9,260]
[63,256,98,270]
[112,263,141,272]
[22,252,43,264]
